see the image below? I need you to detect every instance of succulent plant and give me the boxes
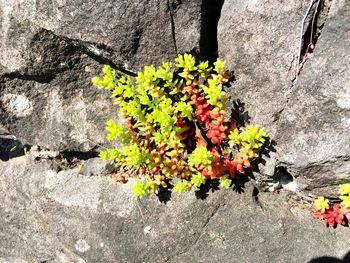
[93,53,269,198]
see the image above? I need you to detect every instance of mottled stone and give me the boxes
[0,0,202,151]
[0,0,201,72]
[0,155,349,262]
[218,0,303,127]
[218,0,350,194]
[0,29,114,151]
[274,0,350,193]
[1,1,350,261]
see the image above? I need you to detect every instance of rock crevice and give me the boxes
[167,0,179,54]
[0,1,350,261]
[296,0,333,76]
[200,0,225,62]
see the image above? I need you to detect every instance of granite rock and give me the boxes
[218,0,350,194]
[0,155,349,262]
[0,0,202,151]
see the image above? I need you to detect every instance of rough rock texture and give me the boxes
[0,30,113,152]
[218,0,303,127]
[0,0,202,151]
[218,0,350,195]
[1,155,349,263]
[0,0,201,72]
[275,0,350,194]
[1,1,350,261]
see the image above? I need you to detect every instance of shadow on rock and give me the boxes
[157,182,174,204]
[195,179,220,200]
[229,98,277,175]
[230,99,250,127]
[232,173,250,194]
[252,137,277,174]
[309,251,350,263]
[194,173,250,200]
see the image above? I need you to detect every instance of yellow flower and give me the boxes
[314,196,329,212]
[340,195,350,209]
[339,184,350,196]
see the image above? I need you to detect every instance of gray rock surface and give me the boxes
[0,155,349,263]
[218,0,350,195]
[218,0,303,127]
[1,1,350,261]
[0,30,113,152]
[0,0,202,151]
[0,0,201,72]
[275,0,350,194]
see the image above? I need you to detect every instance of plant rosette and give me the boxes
[312,184,350,228]
[93,53,269,198]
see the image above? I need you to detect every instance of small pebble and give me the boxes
[143,226,152,234]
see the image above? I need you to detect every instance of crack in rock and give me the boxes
[200,0,224,62]
[0,28,136,84]
[168,203,222,261]
[167,0,179,54]
[277,156,350,196]
[70,40,136,77]
[296,0,333,77]
[274,0,333,122]
[0,71,55,84]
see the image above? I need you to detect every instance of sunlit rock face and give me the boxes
[0,0,202,151]
[1,1,350,261]
[218,0,350,194]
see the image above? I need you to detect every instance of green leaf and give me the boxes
[219,175,232,189]
[156,62,174,84]
[197,61,209,71]
[230,125,268,150]
[105,120,131,143]
[99,148,122,163]
[120,143,151,168]
[175,53,196,71]
[175,101,193,120]
[228,129,240,147]
[92,65,117,90]
[203,75,226,106]
[188,147,213,167]
[132,180,148,198]
[120,100,143,118]
[213,59,226,74]
[191,173,206,187]
[173,180,192,193]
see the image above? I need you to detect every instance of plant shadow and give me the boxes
[194,173,251,200]
[230,98,277,175]
[251,137,277,174]
[195,180,220,200]
[157,183,174,204]
[230,99,251,127]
